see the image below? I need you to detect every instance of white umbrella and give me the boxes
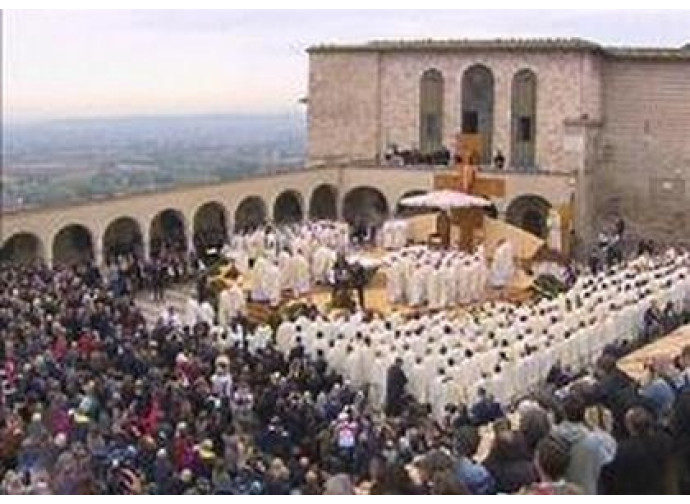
[399,189,492,211]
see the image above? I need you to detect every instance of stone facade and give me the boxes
[308,43,604,174]
[307,39,690,245]
[597,58,690,244]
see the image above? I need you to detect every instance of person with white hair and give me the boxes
[211,355,233,399]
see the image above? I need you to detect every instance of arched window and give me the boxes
[461,64,494,164]
[419,69,444,155]
[511,69,537,169]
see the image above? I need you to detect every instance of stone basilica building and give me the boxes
[307,38,690,247]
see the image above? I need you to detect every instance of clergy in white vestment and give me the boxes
[252,324,273,352]
[199,300,215,326]
[368,351,391,409]
[489,239,516,288]
[218,282,246,327]
[251,255,268,301]
[547,209,562,251]
[427,266,443,309]
[264,260,282,307]
[386,260,402,304]
[312,245,335,285]
[291,251,311,296]
[440,261,456,307]
[409,264,427,306]
[184,294,202,328]
[278,249,293,290]
[276,320,295,355]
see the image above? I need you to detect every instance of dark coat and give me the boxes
[385,364,407,416]
[600,430,673,494]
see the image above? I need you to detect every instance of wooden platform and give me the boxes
[618,324,690,381]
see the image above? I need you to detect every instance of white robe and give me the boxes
[184,298,201,328]
[427,268,443,309]
[291,253,310,296]
[490,241,515,288]
[199,301,215,326]
[218,284,246,326]
[264,262,282,307]
[251,257,268,301]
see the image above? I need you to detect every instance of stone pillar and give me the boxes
[186,221,195,253]
[93,233,105,268]
[142,226,151,261]
[44,238,54,268]
[493,71,511,167]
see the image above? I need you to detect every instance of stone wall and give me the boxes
[307,52,380,161]
[596,58,690,244]
[308,48,603,174]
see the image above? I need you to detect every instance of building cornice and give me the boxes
[307,37,690,61]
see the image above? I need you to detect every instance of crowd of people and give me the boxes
[3,218,690,494]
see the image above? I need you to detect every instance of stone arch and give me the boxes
[342,186,390,227]
[149,208,187,258]
[103,216,144,263]
[234,196,267,232]
[193,201,228,253]
[52,224,94,265]
[395,189,429,217]
[506,194,552,238]
[420,68,444,154]
[461,64,494,164]
[273,190,304,225]
[1,232,44,264]
[511,68,537,169]
[309,184,338,220]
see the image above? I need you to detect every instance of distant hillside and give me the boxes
[2,113,307,209]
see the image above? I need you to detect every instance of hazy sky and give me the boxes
[4,9,690,122]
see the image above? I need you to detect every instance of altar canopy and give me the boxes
[399,189,493,211]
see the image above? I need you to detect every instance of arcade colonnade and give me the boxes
[1,167,563,266]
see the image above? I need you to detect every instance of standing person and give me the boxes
[551,393,617,494]
[521,434,583,495]
[350,262,367,311]
[600,406,673,494]
[384,358,408,417]
[453,425,495,495]
[483,430,538,493]
[615,218,625,239]
[152,259,165,302]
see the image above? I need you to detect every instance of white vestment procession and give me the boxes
[169,220,690,417]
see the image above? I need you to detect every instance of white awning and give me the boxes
[399,189,493,211]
